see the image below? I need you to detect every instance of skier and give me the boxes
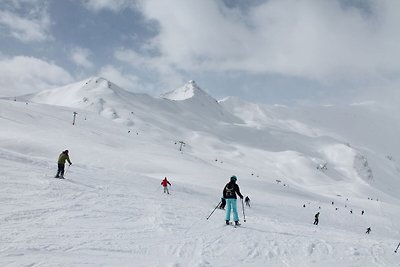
[361,210,365,215]
[55,150,72,178]
[366,227,371,234]
[223,175,243,226]
[245,196,251,207]
[313,212,320,225]
[219,197,226,209]
[161,177,171,194]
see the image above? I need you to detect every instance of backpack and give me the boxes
[225,183,235,198]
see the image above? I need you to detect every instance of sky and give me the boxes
[1,0,400,104]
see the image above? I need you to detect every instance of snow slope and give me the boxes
[1,79,400,266]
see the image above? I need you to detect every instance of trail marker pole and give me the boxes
[72,112,78,125]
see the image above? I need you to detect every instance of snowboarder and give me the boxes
[245,196,251,207]
[223,175,243,226]
[161,177,171,194]
[313,212,320,225]
[55,150,72,178]
[366,227,371,234]
[219,198,226,209]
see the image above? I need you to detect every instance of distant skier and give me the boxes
[313,212,320,225]
[366,227,371,234]
[55,150,72,178]
[361,210,365,215]
[245,196,251,207]
[219,198,226,209]
[223,175,243,226]
[161,177,171,194]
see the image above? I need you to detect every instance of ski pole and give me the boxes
[206,201,222,220]
[64,164,71,177]
[241,198,246,222]
[395,242,400,253]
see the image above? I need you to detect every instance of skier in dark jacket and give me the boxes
[223,175,243,226]
[313,212,320,225]
[366,227,371,234]
[245,196,251,207]
[55,150,72,178]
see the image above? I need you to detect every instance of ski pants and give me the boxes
[163,186,169,194]
[56,163,65,177]
[225,198,239,222]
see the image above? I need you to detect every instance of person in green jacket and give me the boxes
[55,150,72,178]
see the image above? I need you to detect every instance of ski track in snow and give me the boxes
[1,160,398,267]
[1,153,399,266]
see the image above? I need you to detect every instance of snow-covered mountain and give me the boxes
[1,78,400,266]
[161,80,208,101]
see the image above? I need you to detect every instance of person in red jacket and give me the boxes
[161,177,171,194]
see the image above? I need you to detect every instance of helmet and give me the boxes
[230,175,237,182]
[64,150,69,154]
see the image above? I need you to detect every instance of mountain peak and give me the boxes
[161,80,210,101]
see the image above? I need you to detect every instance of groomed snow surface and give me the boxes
[1,78,400,266]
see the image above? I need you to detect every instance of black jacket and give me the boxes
[223,181,243,199]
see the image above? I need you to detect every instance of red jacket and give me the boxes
[161,179,171,187]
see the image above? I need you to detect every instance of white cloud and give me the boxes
[113,48,185,91]
[98,65,142,91]
[70,47,94,69]
[0,1,51,42]
[0,56,73,96]
[81,0,136,12]
[135,0,400,85]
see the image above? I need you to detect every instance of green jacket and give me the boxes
[58,152,72,165]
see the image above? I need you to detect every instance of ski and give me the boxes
[225,222,241,228]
